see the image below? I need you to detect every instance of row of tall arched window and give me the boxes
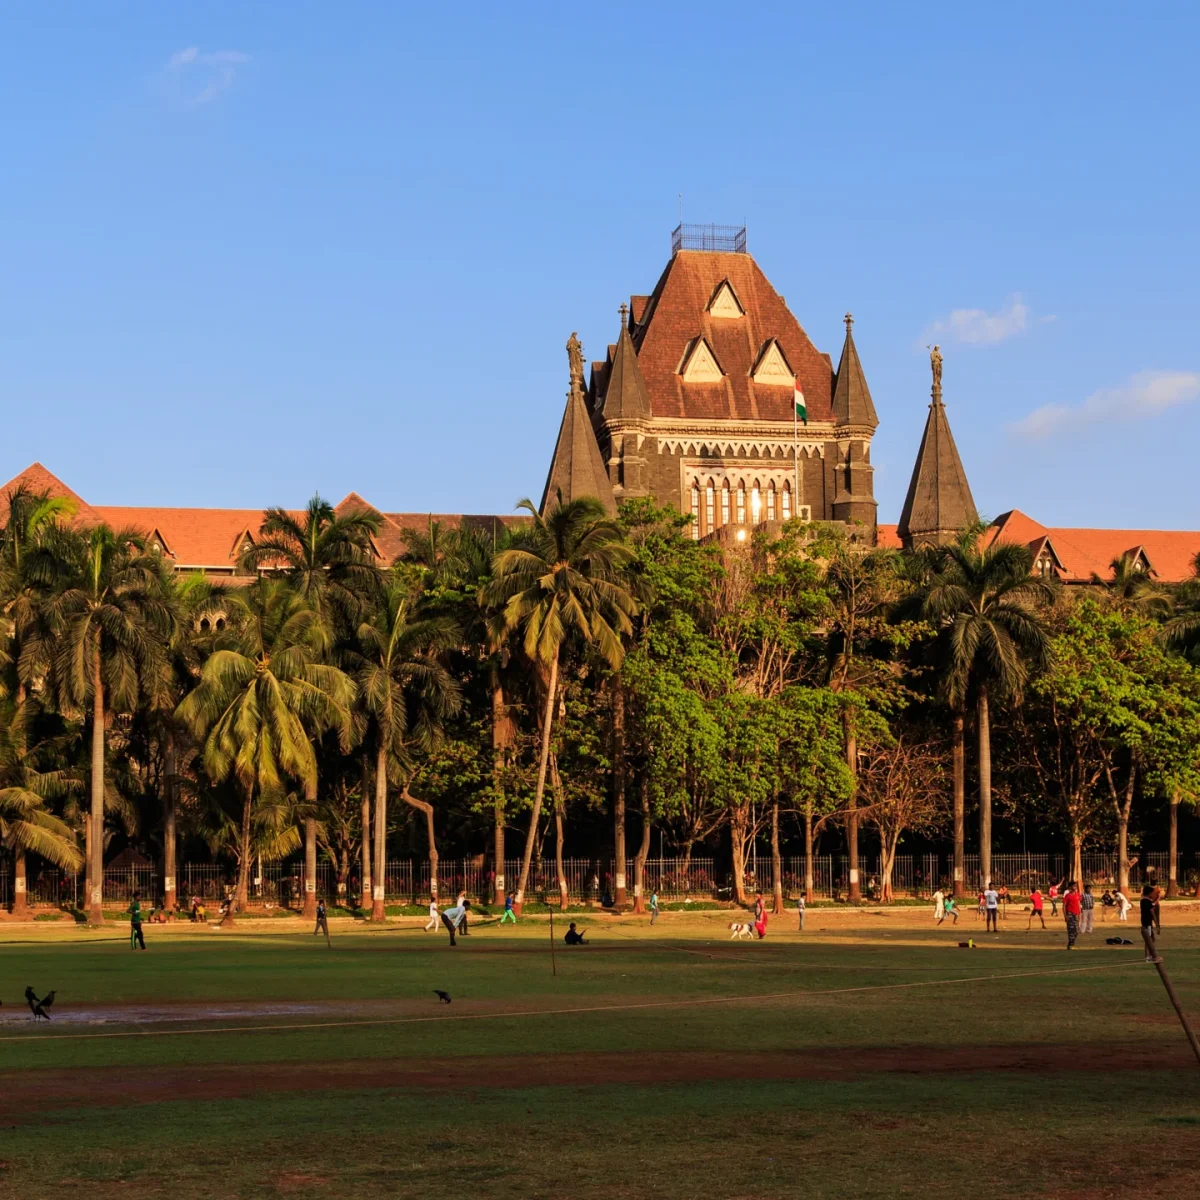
[689,477,792,538]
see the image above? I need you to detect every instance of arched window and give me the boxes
[690,482,700,539]
[215,618,226,631]
[767,483,776,522]
[721,482,730,527]
[705,480,715,534]
[751,483,762,524]
[781,484,792,521]
[736,483,746,525]
[199,618,211,632]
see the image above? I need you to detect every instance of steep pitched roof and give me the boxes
[1,462,96,519]
[623,250,834,422]
[896,394,977,544]
[600,324,651,421]
[831,317,879,428]
[540,385,617,517]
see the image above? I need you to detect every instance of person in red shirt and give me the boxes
[1063,882,1083,949]
[1027,887,1046,930]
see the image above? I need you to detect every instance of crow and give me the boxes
[433,990,452,1004]
[25,987,52,1021]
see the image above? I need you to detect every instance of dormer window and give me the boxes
[678,337,724,383]
[751,339,794,387]
[706,280,744,319]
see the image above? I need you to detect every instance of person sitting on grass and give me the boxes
[564,922,587,945]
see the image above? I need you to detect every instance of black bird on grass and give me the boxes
[25,987,53,1020]
[433,990,452,1004]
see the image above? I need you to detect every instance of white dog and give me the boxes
[728,922,755,940]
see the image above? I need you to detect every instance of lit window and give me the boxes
[721,483,730,527]
[690,482,700,539]
[705,482,715,534]
[751,484,762,524]
[767,485,776,521]
[782,485,791,521]
[736,484,746,524]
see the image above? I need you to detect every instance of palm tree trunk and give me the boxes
[303,813,318,920]
[371,740,388,921]
[1070,832,1083,889]
[163,733,177,913]
[844,709,860,902]
[491,670,508,906]
[88,642,105,926]
[549,754,569,910]
[952,708,966,898]
[402,787,438,904]
[1117,813,1130,896]
[360,753,372,911]
[770,797,784,915]
[612,679,628,906]
[230,786,252,923]
[804,801,815,904]
[632,777,651,914]
[13,847,28,916]
[514,652,558,914]
[1168,790,1180,898]
[978,685,992,889]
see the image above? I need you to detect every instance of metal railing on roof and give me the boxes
[671,223,748,254]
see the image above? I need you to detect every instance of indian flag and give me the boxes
[794,380,807,425]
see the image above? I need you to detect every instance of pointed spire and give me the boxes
[896,352,977,546]
[602,307,651,421]
[540,334,618,518]
[832,312,879,428]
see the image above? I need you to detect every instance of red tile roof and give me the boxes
[629,250,834,423]
[876,523,902,549]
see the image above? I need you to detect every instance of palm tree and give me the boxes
[1093,552,1171,617]
[349,570,460,920]
[483,496,637,912]
[919,530,1055,888]
[0,700,83,913]
[44,526,173,924]
[175,578,354,920]
[1163,552,1200,663]
[240,495,378,917]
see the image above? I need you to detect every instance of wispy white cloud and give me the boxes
[166,46,250,105]
[1010,370,1200,440]
[924,294,1048,347]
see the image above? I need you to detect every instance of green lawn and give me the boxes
[1,913,1198,1198]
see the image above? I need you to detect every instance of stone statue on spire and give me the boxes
[566,332,584,389]
[929,344,943,395]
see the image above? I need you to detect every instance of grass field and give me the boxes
[1,907,1198,1199]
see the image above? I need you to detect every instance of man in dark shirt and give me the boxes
[563,922,587,945]
[1140,886,1161,963]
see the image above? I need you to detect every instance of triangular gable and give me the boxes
[230,528,256,562]
[1029,535,1065,579]
[750,338,794,387]
[678,337,724,383]
[706,280,744,319]
[147,527,174,559]
[1123,545,1155,575]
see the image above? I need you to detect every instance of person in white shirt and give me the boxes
[441,900,470,946]
[983,886,1000,933]
[932,888,945,922]
[424,897,439,932]
[1115,889,1132,922]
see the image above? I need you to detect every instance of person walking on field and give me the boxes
[932,888,945,922]
[128,892,147,951]
[313,897,329,939]
[424,897,439,932]
[441,899,470,946]
[938,895,959,925]
[649,891,660,926]
[1080,884,1095,935]
[1140,886,1162,963]
[1063,882,1082,950]
[797,893,806,931]
[1115,888,1132,923]
[753,891,768,939]
[1027,887,1046,930]
[499,891,517,924]
[983,884,1000,933]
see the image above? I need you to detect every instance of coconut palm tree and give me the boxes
[0,699,83,913]
[348,570,460,920]
[482,496,637,912]
[175,578,354,920]
[1093,552,1172,617]
[43,526,173,924]
[919,530,1055,888]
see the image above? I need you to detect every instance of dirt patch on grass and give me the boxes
[1,1040,1194,1119]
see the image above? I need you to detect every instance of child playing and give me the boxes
[424,896,439,932]
[499,892,517,924]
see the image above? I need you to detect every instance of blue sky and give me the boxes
[2,3,1197,528]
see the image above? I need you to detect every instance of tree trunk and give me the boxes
[360,753,372,911]
[1117,814,1130,896]
[88,643,105,926]
[804,802,815,904]
[770,798,784,915]
[730,804,750,907]
[632,777,651,914]
[402,787,438,904]
[549,754,569,910]
[371,739,388,921]
[1168,790,1180,898]
[1070,832,1083,889]
[12,847,28,916]
[303,814,318,919]
[881,835,896,903]
[230,786,252,924]
[952,708,966,898]
[163,733,177,913]
[844,710,860,902]
[514,653,558,914]
[978,685,992,889]
[612,679,628,906]
[490,667,509,906]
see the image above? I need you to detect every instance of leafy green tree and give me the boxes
[44,526,173,924]
[483,497,636,912]
[176,578,353,919]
